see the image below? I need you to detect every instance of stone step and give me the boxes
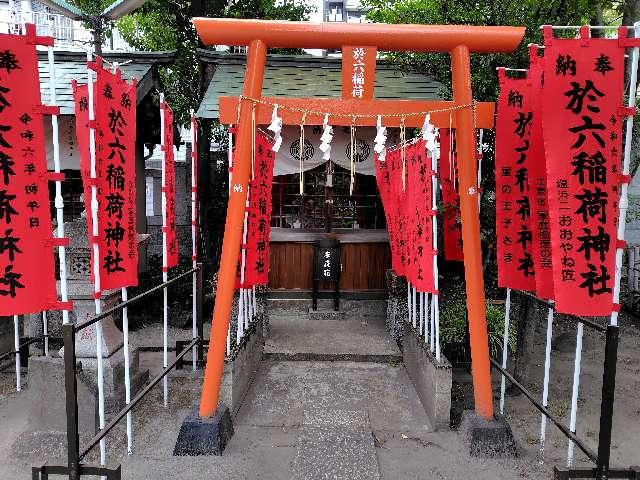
[292,409,381,480]
[308,308,346,320]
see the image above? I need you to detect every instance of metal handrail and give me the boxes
[490,357,598,464]
[79,338,200,460]
[74,267,200,332]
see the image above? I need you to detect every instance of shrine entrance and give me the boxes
[191,17,525,425]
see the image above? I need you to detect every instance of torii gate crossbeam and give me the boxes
[193,18,525,421]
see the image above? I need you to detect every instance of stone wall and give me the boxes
[385,270,409,346]
[402,323,452,430]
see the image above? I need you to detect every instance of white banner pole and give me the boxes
[539,306,554,461]
[228,127,233,194]
[86,49,106,466]
[419,290,424,335]
[159,93,169,408]
[411,286,417,328]
[432,149,441,362]
[13,315,20,391]
[611,22,640,328]
[191,110,198,371]
[406,282,411,324]
[42,311,49,356]
[47,47,70,328]
[499,288,511,415]
[121,287,133,454]
[425,293,430,344]
[566,321,584,466]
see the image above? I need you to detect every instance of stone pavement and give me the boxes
[1,311,554,479]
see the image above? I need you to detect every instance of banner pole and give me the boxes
[431,143,441,362]
[406,282,411,324]
[538,306,554,462]
[121,287,133,454]
[611,21,640,329]
[191,110,198,371]
[425,293,431,344]
[13,315,20,392]
[160,93,169,408]
[86,48,106,466]
[566,321,584,466]
[42,311,49,356]
[412,286,417,328]
[419,291,424,335]
[499,288,511,415]
[47,47,70,328]
[252,285,257,324]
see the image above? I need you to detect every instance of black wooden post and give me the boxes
[62,323,80,480]
[196,263,204,366]
[596,325,620,480]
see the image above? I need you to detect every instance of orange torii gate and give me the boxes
[192,18,525,421]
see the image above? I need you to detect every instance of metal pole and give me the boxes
[121,288,132,454]
[47,47,70,327]
[42,311,49,356]
[451,44,493,419]
[407,282,411,324]
[63,323,80,480]
[499,288,511,415]
[431,141,441,362]
[228,127,233,194]
[419,291,424,335]
[199,39,268,417]
[160,93,169,408]
[539,307,554,462]
[86,49,106,465]
[13,315,20,392]
[611,21,639,329]
[566,322,584,466]
[596,325,620,479]
[412,286,417,328]
[191,110,198,371]
[196,263,204,366]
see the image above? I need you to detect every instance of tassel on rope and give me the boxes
[350,116,356,195]
[374,114,387,162]
[299,111,307,195]
[400,116,406,192]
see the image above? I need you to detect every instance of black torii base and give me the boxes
[173,404,234,456]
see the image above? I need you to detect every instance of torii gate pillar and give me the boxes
[193,18,525,423]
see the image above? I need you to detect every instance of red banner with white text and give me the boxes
[438,129,464,261]
[162,101,178,268]
[0,27,62,315]
[541,29,626,315]
[495,69,536,291]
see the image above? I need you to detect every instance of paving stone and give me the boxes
[293,426,380,480]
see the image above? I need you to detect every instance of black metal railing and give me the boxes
[492,290,639,480]
[32,264,204,480]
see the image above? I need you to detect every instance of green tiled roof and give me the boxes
[196,52,443,119]
[37,50,175,115]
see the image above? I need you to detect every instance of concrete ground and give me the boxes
[1,306,626,479]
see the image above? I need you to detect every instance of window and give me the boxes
[271,163,385,230]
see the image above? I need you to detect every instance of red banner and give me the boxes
[495,69,536,291]
[528,48,554,300]
[244,132,275,286]
[541,28,625,315]
[438,129,464,261]
[73,58,138,290]
[405,139,435,292]
[94,60,138,289]
[375,147,404,277]
[0,27,61,315]
[162,101,178,268]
